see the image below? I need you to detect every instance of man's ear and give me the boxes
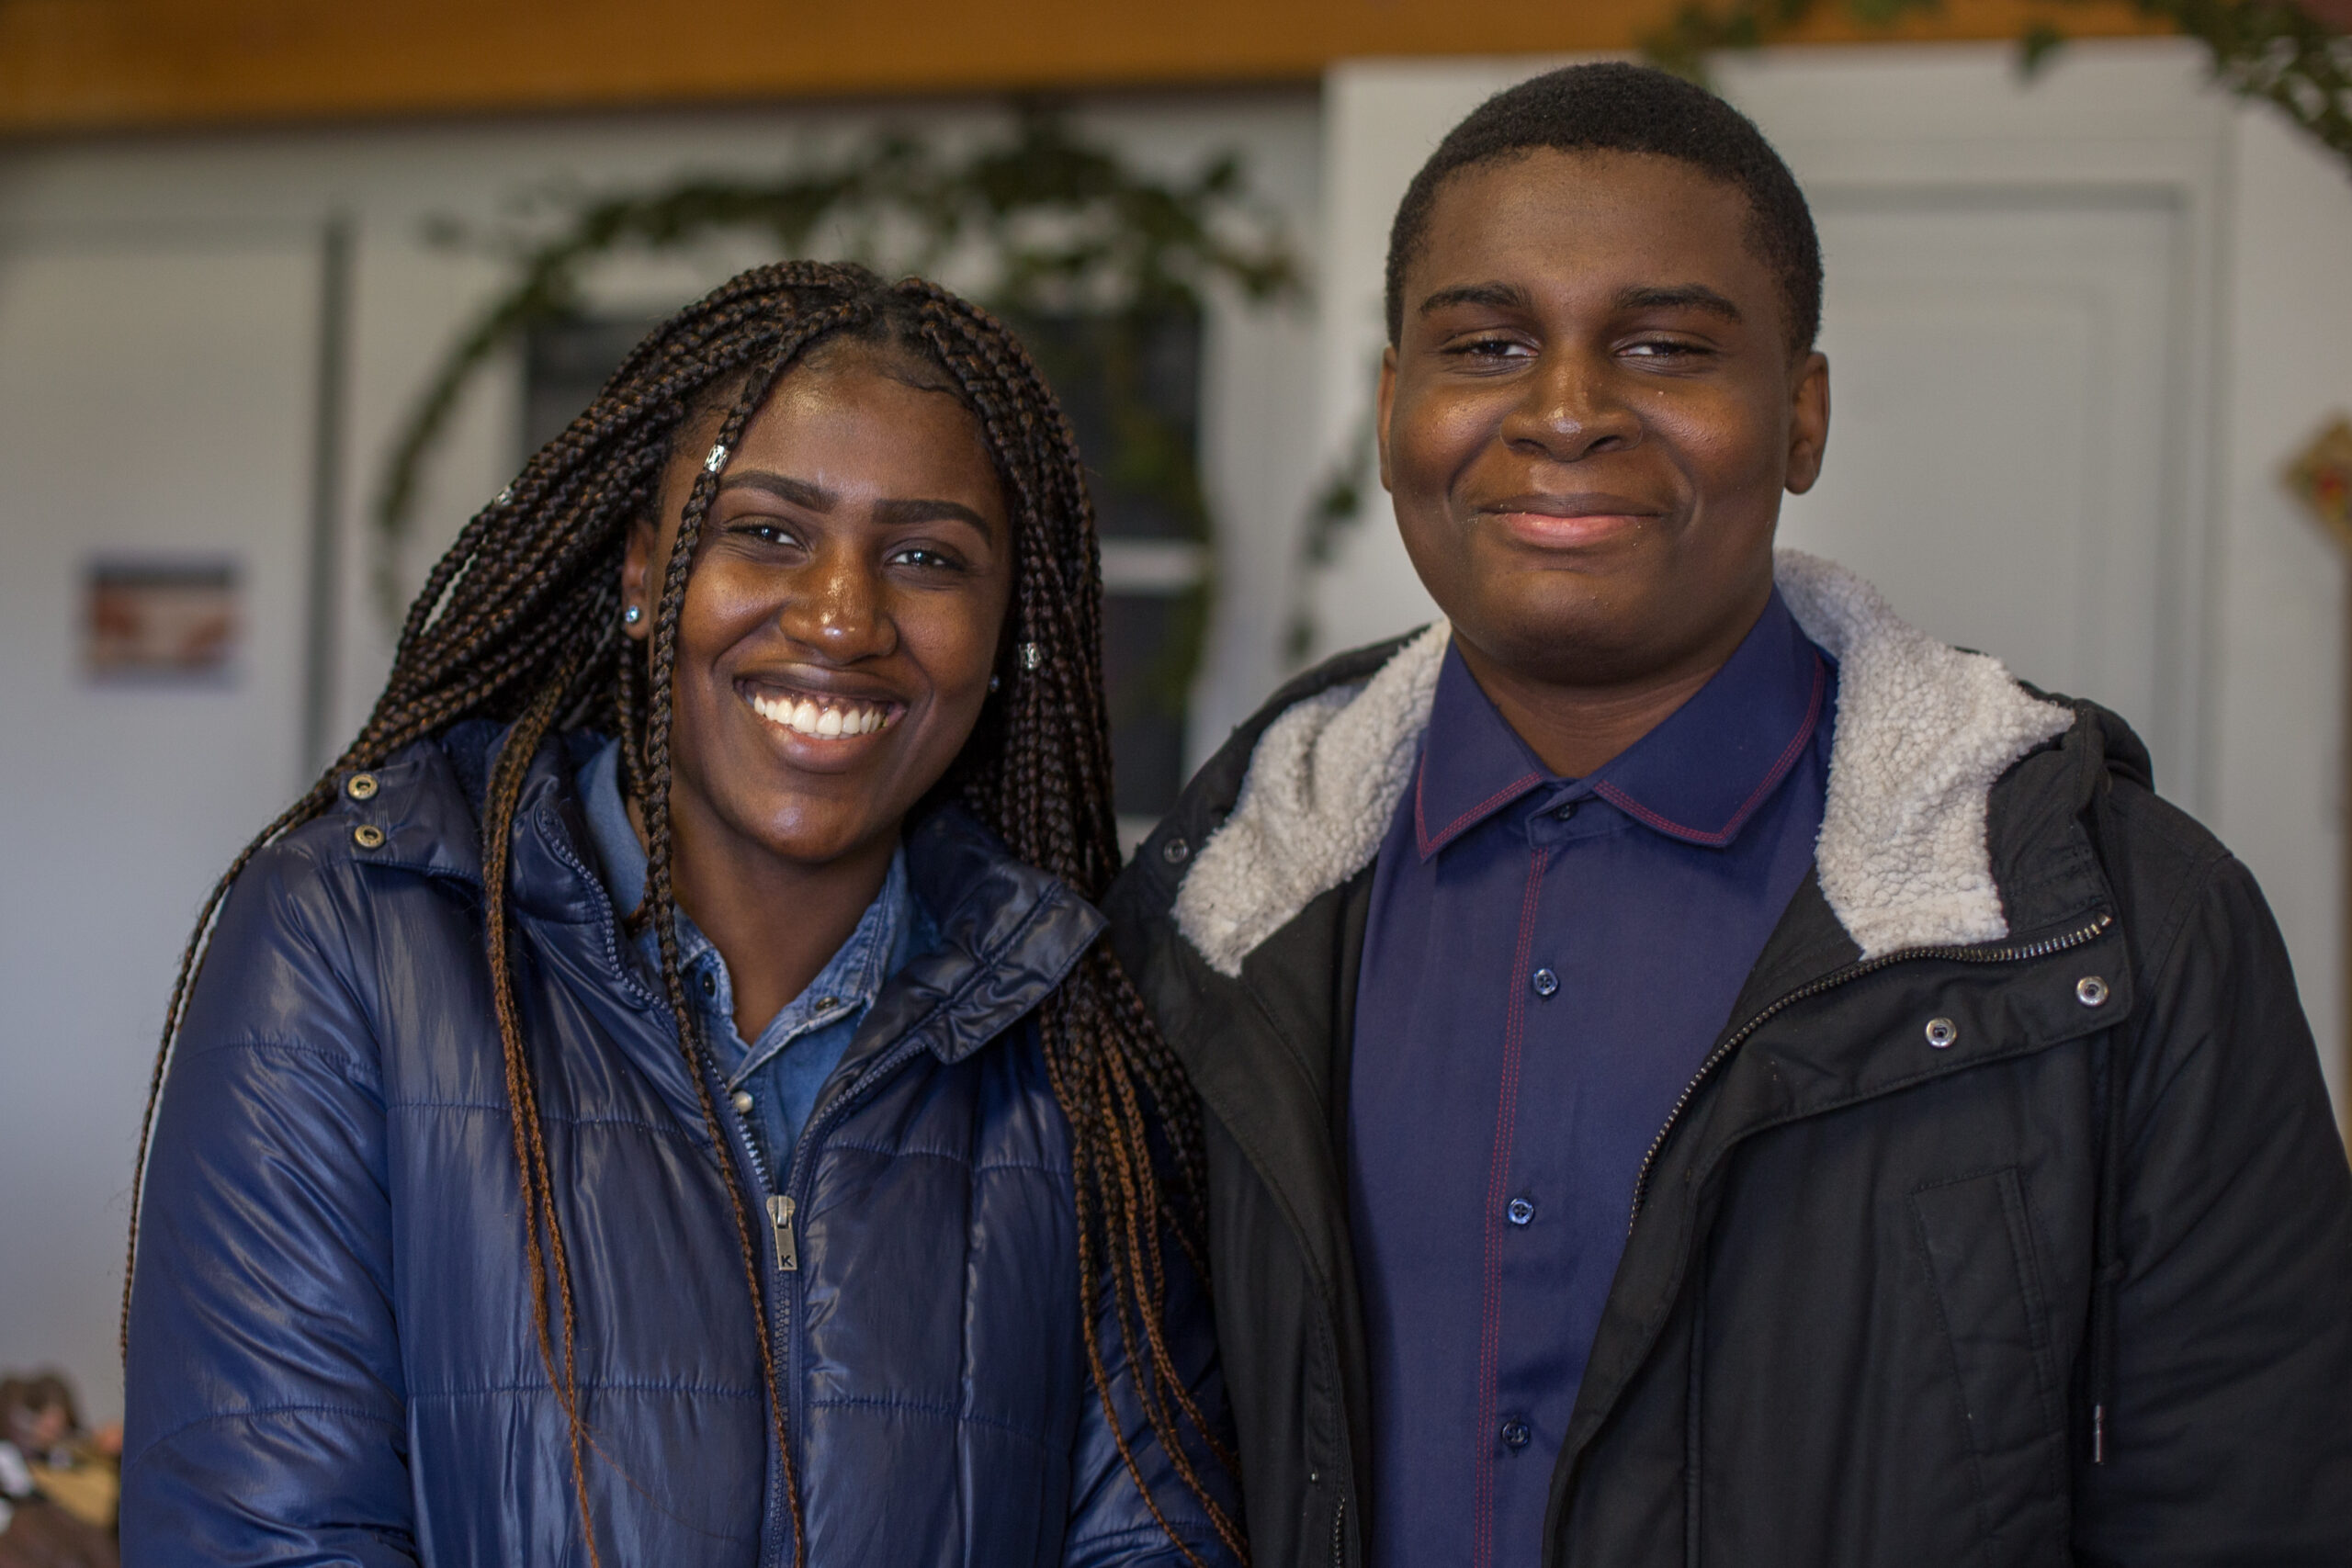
[1375,344,1399,494]
[621,516,656,641]
[1784,350,1830,497]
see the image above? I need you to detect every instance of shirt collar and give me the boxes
[572,734,918,1074]
[1415,588,1829,860]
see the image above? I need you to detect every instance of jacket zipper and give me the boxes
[1628,912,2114,1229]
[1331,1490,1346,1568]
[766,1194,797,1271]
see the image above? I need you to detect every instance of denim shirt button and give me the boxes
[699,972,718,998]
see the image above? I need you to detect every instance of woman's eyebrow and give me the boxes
[720,469,994,540]
[718,470,834,510]
[872,497,995,538]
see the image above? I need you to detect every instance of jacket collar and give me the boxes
[1414,589,1829,859]
[1174,551,2075,976]
[349,723,1103,1068]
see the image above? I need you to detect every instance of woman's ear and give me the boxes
[620,517,656,640]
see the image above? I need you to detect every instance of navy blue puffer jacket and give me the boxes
[122,723,1238,1567]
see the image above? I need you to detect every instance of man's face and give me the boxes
[1380,148,1829,694]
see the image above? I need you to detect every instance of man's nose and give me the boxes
[1502,348,1642,463]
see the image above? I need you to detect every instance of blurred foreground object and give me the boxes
[2288,412,2352,541]
[0,1375,119,1553]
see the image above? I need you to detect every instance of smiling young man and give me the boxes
[1107,64,2352,1568]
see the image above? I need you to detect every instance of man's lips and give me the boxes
[1482,493,1663,548]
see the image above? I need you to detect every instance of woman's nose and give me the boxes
[777,547,895,660]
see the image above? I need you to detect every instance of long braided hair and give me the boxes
[123,261,1243,1565]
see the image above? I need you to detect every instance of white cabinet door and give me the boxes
[1780,194,2184,776]
[0,232,321,1416]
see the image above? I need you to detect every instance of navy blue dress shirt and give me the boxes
[1348,592,1834,1568]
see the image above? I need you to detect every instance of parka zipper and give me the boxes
[1628,912,2115,1229]
[1331,1491,1346,1568]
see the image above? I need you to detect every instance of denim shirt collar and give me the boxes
[574,736,919,1084]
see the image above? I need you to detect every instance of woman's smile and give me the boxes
[743,682,902,740]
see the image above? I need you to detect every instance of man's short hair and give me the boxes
[1385,62,1824,355]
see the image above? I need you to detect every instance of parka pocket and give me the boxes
[1912,1167,2068,1566]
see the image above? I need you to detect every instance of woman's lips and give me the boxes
[745,688,899,740]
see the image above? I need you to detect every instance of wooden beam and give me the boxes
[0,0,2172,136]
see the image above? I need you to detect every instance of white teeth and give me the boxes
[751,691,888,739]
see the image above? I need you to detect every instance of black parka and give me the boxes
[1106,574,2352,1568]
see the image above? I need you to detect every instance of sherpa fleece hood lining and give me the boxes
[1172,550,2075,978]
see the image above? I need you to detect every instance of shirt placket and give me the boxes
[1475,786,1592,1567]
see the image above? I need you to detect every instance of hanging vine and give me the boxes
[374,102,1305,705]
[1641,0,2350,166]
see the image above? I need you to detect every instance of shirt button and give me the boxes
[730,1089,754,1115]
[1556,801,1576,819]
[1499,1419,1532,1450]
[1532,967,1559,998]
[815,996,838,1011]
[699,973,718,998]
[1507,1197,1535,1226]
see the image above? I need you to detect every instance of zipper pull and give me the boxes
[766,1193,797,1272]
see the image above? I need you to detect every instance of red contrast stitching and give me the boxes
[1473,845,1549,1568]
[1593,654,1827,847]
[1418,758,1544,858]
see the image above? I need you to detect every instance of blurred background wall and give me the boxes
[2,0,2346,1423]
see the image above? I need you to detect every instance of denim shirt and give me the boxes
[574,737,934,1185]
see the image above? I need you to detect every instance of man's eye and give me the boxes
[1623,338,1706,360]
[1448,335,1528,360]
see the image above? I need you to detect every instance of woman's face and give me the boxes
[623,347,1014,872]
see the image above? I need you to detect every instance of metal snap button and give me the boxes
[345,772,379,801]
[1499,1419,1532,1450]
[1507,1198,1535,1226]
[1532,967,1559,998]
[730,1090,754,1115]
[352,824,385,850]
[1160,836,1191,866]
[2075,976,2110,1008]
[699,973,717,998]
[1924,1017,1959,1049]
[815,996,838,1012]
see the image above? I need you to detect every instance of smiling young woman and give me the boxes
[118,263,1244,1568]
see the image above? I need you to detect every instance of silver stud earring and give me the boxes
[1019,642,1043,671]
[989,674,1001,693]
[623,604,642,626]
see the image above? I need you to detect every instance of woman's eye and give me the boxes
[890,545,964,572]
[731,522,799,547]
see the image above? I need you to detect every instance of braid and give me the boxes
[123,260,1238,1565]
